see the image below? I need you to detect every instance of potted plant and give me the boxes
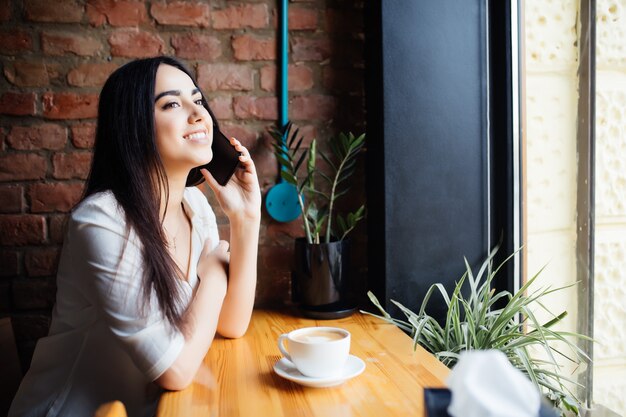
[270,122,366,318]
[362,247,591,416]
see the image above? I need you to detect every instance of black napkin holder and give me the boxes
[423,388,560,417]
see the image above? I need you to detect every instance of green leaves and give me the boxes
[361,247,590,416]
[270,122,366,243]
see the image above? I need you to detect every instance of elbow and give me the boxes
[221,331,245,339]
[218,325,248,339]
[155,367,194,391]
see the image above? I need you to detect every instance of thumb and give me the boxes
[200,238,214,257]
[214,240,230,255]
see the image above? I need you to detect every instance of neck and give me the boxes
[160,170,188,221]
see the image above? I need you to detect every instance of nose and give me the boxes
[188,107,204,124]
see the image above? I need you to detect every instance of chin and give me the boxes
[199,149,213,165]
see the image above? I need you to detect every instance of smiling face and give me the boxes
[153,64,214,177]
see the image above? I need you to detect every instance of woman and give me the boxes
[9,57,261,417]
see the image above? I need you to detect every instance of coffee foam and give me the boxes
[293,330,345,343]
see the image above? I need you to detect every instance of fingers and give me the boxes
[199,238,213,257]
[229,137,257,175]
[212,240,230,263]
[200,167,219,191]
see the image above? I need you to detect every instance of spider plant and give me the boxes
[270,122,366,244]
[362,246,592,416]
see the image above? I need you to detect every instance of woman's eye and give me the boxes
[194,98,205,106]
[162,102,180,110]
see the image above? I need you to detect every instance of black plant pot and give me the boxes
[291,237,356,319]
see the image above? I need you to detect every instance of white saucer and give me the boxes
[273,354,365,388]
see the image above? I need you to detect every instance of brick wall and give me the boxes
[0,0,366,370]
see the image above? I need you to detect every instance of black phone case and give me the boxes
[204,129,240,186]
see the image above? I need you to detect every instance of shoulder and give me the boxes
[70,191,127,232]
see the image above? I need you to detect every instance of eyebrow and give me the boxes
[154,88,201,102]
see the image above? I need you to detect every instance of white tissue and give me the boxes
[447,350,541,417]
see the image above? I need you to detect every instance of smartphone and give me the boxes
[204,128,241,186]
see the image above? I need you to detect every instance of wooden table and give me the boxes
[157,309,449,417]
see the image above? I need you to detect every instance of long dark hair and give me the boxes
[83,56,217,333]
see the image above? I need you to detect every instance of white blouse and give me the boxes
[9,187,219,417]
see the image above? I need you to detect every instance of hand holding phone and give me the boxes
[204,129,241,186]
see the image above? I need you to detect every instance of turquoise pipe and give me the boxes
[264,0,301,223]
[279,0,288,128]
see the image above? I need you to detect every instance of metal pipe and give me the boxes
[576,0,595,406]
[280,0,288,128]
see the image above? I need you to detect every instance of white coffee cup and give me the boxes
[277,327,350,379]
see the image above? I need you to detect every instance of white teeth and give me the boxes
[184,132,207,141]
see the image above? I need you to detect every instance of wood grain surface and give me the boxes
[157,309,449,417]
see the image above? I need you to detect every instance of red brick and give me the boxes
[233,96,278,121]
[0,92,37,116]
[0,215,46,246]
[49,214,68,243]
[208,97,233,120]
[323,67,363,93]
[260,245,295,270]
[70,123,96,149]
[250,137,277,190]
[197,64,254,92]
[86,0,146,27]
[0,250,20,277]
[4,60,50,87]
[0,29,33,54]
[108,29,165,58]
[67,62,118,87]
[13,282,56,310]
[150,1,210,27]
[171,34,221,60]
[336,40,365,67]
[29,183,83,213]
[232,35,276,61]
[7,124,67,150]
[0,1,11,21]
[255,270,291,306]
[52,152,92,180]
[260,65,314,92]
[291,95,337,121]
[288,7,318,30]
[25,248,60,277]
[0,154,47,181]
[212,4,269,29]
[266,218,305,242]
[0,185,23,213]
[219,123,258,149]
[42,93,98,120]
[291,37,331,61]
[41,31,102,56]
[326,9,363,33]
[24,0,83,23]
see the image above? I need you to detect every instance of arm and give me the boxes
[201,136,262,339]
[156,241,228,390]
[217,214,260,338]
